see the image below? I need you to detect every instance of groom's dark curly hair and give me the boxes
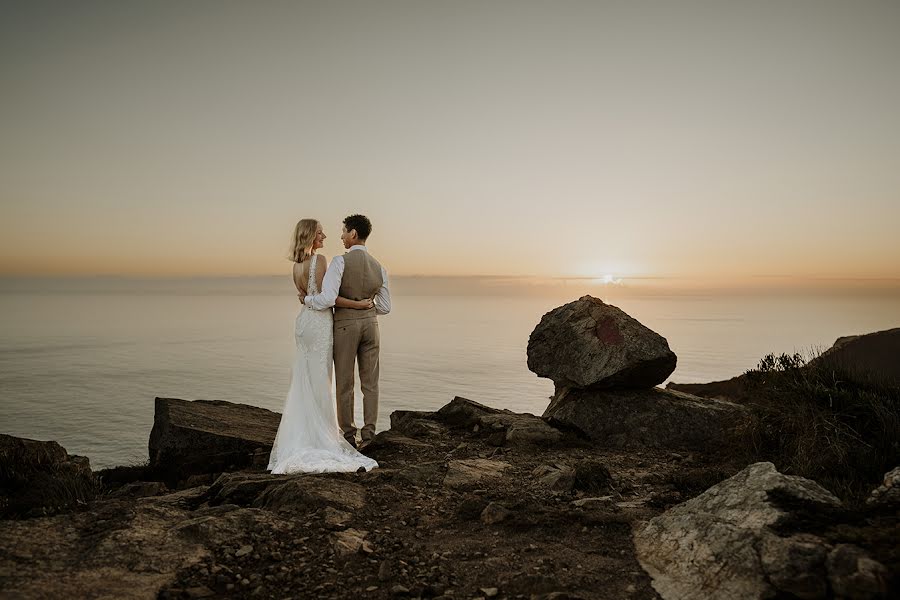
[344,214,372,240]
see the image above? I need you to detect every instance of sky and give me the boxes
[1,1,899,283]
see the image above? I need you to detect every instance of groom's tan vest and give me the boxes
[333,250,384,322]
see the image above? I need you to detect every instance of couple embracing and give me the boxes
[267,214,390,474]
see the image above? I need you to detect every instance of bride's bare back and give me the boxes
[293,255,326,297]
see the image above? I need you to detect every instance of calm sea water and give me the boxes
[1,276,898,469]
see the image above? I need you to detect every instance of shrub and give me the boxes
[737,351,900,502]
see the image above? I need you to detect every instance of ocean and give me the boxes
[1,276,897,469]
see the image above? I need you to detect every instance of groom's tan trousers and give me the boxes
[334,316,380,442]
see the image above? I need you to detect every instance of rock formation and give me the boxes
[810,327,900,389]
[148,397,280,484]
[0,433,97,518]
[530,296,746,451]
[527,295,677,389]
[634,462,890,600]
[545,387,745,451]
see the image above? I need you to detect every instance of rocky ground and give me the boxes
[0,397,744,600]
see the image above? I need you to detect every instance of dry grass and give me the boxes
[736,351,900,502]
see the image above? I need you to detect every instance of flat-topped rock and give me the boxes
[148,398,281,484]
[527,295,677,390]
[544,386,746,451]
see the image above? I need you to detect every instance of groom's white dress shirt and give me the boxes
[304,245,391,315]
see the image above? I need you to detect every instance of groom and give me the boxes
[303,214,391,448]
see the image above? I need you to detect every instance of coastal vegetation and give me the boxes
[739,351,900,501]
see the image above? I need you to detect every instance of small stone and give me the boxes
[323,506,352,527]
[480,587,499,598]
[235,544,253,558]
[574,459,612,493]
[391,584,410,596]
[378,559,394,581]
[480,502,512,525]
[487,431,506,446]
[443,458,510,489]
[366,585,379,592]
[572,496,616,509]
[456,496,488,520]
[333,529,370,556]
[867,466,900,507]
[536,465,576,492]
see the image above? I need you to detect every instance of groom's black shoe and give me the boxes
[345,437,358,449]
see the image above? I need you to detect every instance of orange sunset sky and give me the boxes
[1,2,899,284]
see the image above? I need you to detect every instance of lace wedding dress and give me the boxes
[267,254,378,474]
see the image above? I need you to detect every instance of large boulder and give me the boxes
[543,386,746,451]
[148,398,281,484]
[634,462,890,600]
[527,295,677,389]
[0,434,97,518]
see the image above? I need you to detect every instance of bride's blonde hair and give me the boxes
[289,219,319,263]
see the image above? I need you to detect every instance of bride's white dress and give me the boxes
[267,254,378,474]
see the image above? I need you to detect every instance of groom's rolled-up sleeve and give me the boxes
[305,256,343,310]
[375,266,391,315]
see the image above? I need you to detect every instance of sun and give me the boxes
[576,262,628,285]
[593,273,623,285]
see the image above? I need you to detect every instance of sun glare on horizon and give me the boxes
[593,274,623,285]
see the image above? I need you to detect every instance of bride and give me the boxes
[267,219,378,474]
